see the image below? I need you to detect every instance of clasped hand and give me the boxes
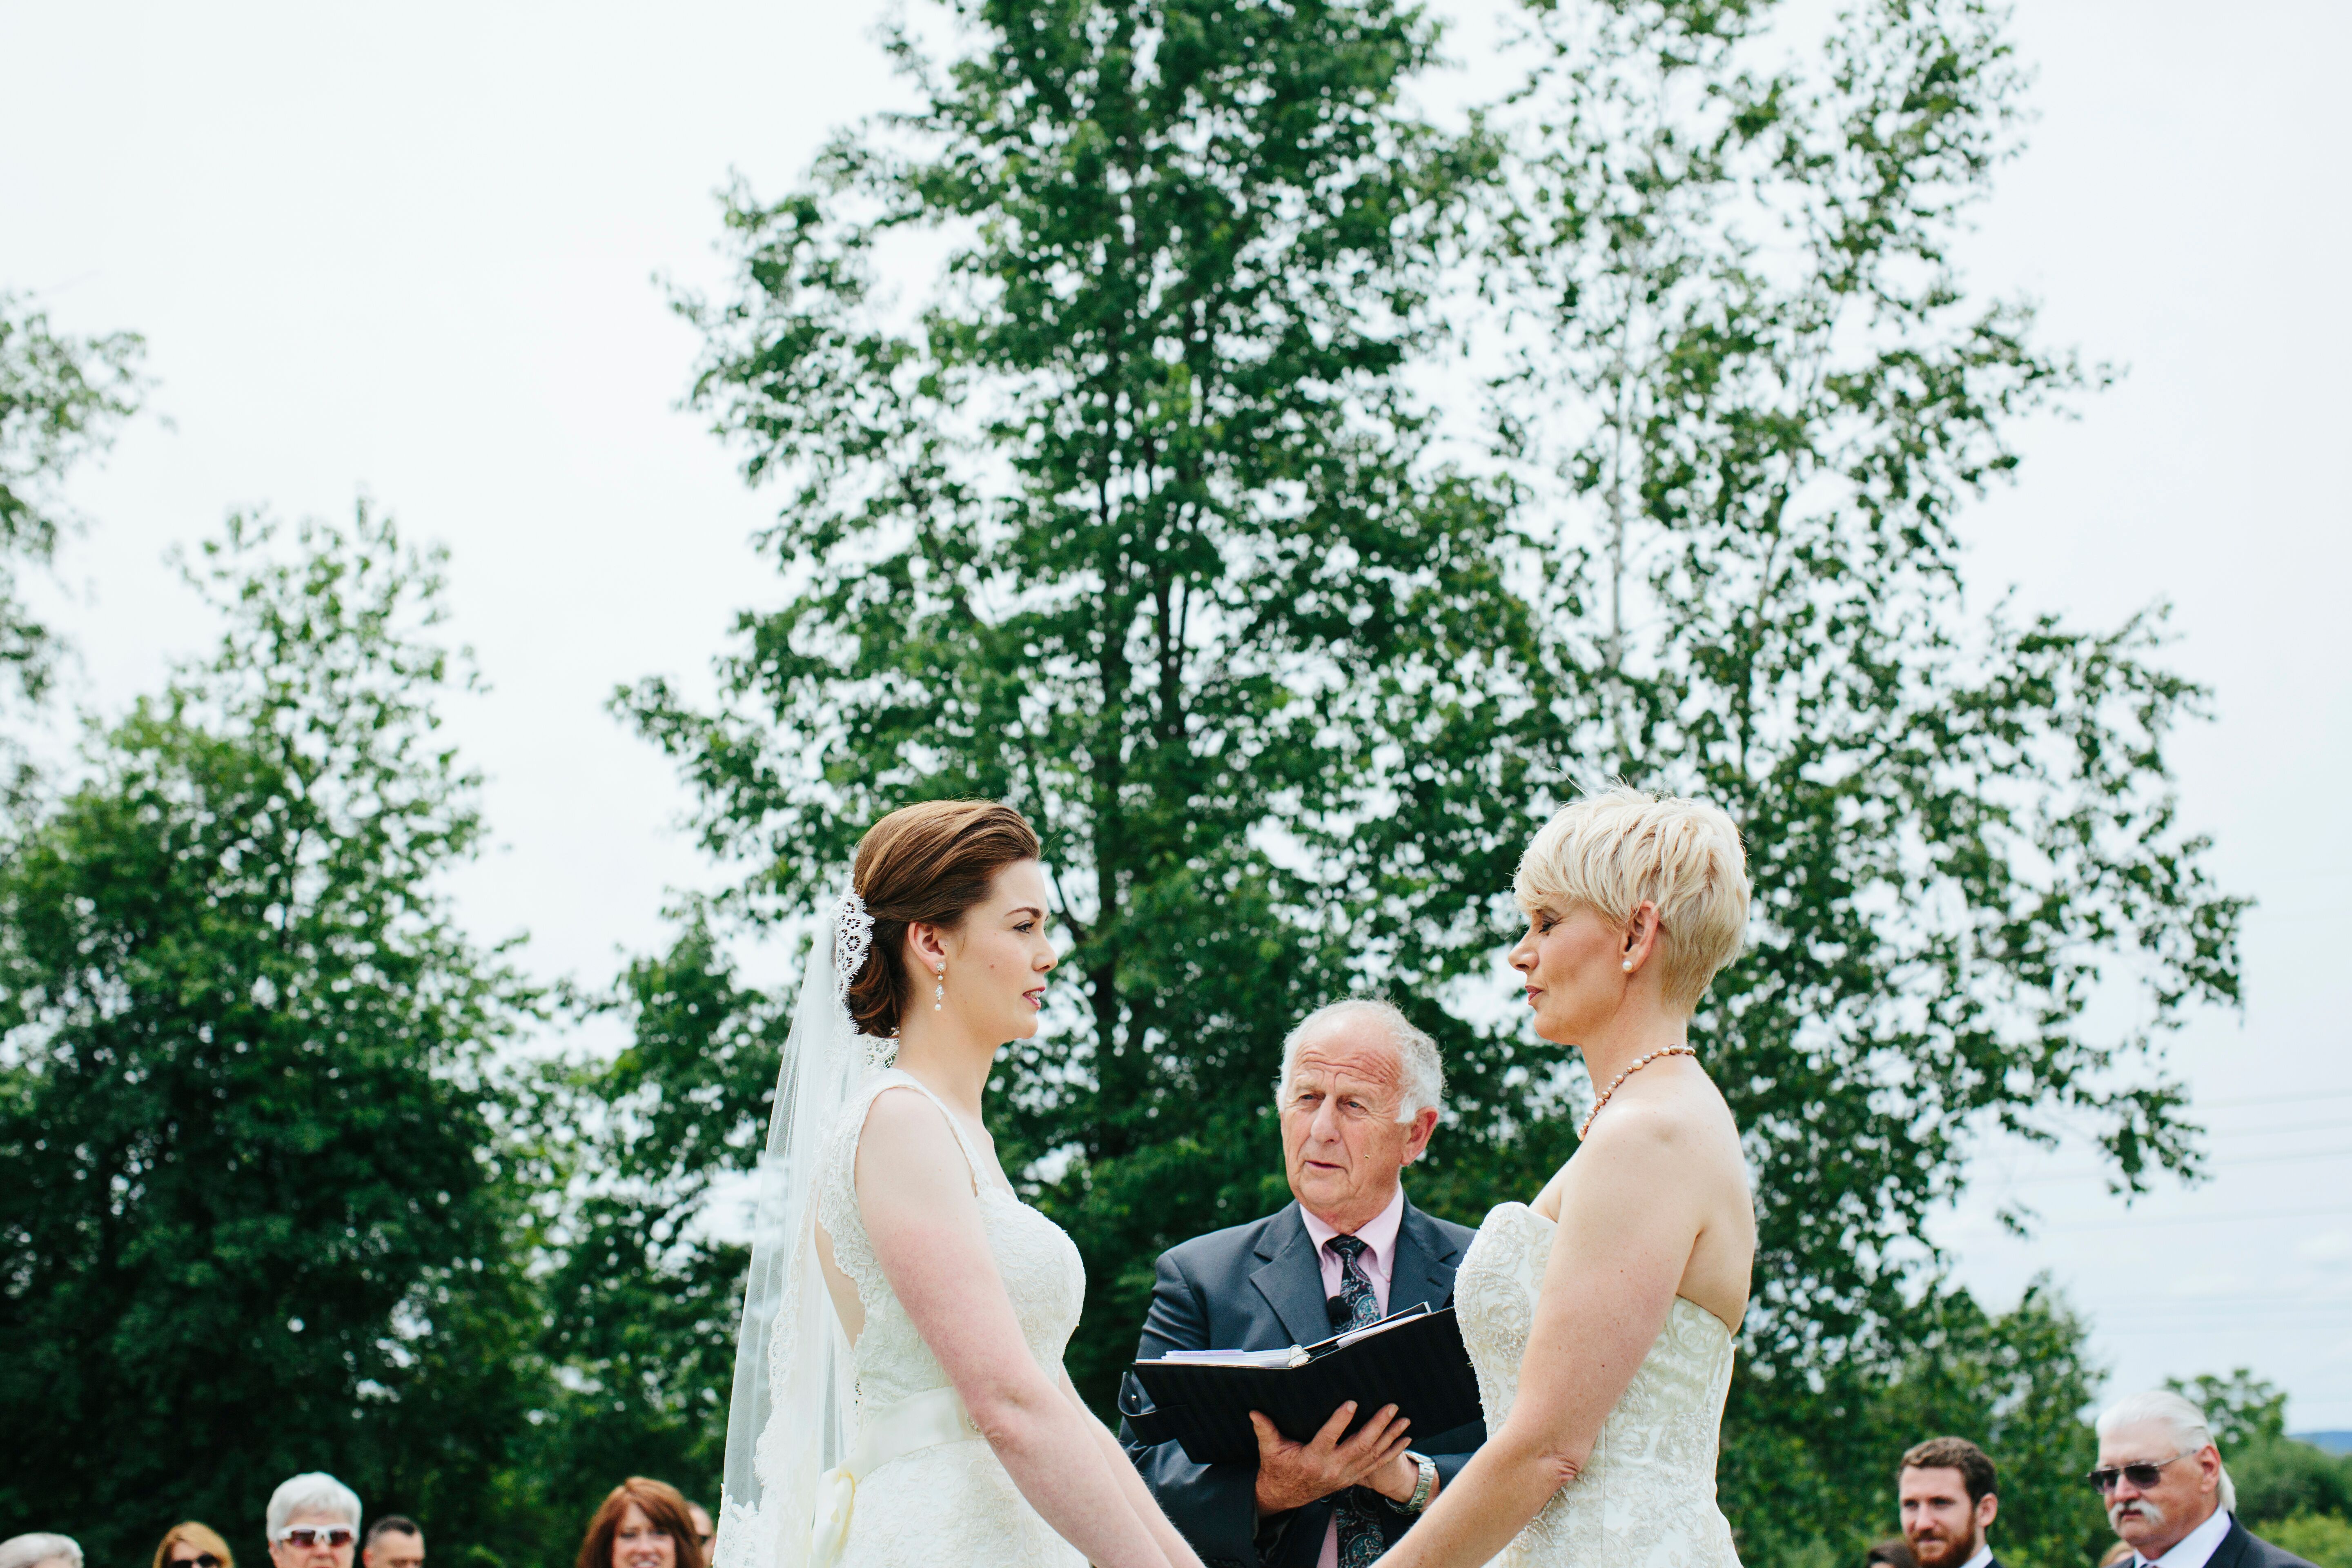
[1249,1401,1415,1516]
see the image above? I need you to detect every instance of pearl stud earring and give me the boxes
[1622,959,1634,971]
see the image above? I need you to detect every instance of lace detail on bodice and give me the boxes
[814,1069,1086,1416]
[1455,1201,1742,1568]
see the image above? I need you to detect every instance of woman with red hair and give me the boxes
[576,1479,704,1568]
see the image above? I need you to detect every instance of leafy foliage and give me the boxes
[2170,1367,2290,1452]
[520,917,787,1519]
[0,506,536,1565]
[2235,1439,2352,1537]
[2267,1512,2352,1568]
[2187,1370,2352,1533]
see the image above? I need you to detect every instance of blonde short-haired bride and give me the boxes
[1375,786,1755,1568]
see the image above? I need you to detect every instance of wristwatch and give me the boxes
[1402,1451,1437,1513]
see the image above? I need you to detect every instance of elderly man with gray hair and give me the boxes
[0,1535,83,1568]
[1119,999,1487,1568]
[2093,1391,2313,1568]
[265,1473,364,1568]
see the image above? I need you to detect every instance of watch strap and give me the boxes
[1404,1450,1437,1513]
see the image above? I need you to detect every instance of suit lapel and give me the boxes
[2204,1517,2252,1568]
[1251,1203,1338,1347]
[1390,1195,1464,1313]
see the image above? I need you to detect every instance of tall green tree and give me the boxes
[0,506,536,1564]
[634,0,1519,1398]
[1444,0,2244,1554]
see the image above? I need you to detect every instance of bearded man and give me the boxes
[1898,1437,2002,1568]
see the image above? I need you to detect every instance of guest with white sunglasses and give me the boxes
[265,1474,363,1568]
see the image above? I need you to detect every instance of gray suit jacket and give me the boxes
[1118,1196,1488,1568]
[2194,1517,2318,1568]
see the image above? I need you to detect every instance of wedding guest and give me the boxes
[362,1520,423,1568]
[1121,999,1488,1568]
[0,1535,82,1568]
[1866,1539,1919,1568]
[1898,1438,2003,1568]
[576,1478,705,1568]
[684,1506,714,1566]
[2094,1390,2315,1568]
[154,1522,235,1568]
[266,1474,363,1568]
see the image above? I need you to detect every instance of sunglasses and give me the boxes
[2087,1452,2192,1494]
[276,1529,356,1549]
[172,1557,224,1568]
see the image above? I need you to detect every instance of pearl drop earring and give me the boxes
[933,963,944,1010]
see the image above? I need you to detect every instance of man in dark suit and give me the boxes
[1898,1437,2005,1568]
[2095,1392,2318,1568]
[1120,1000,1486,1568]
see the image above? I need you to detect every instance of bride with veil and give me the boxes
[713,800,1205,1568]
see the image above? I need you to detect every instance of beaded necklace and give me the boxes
[1578,1045,1698,1140]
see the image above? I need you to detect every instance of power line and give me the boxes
[1991,1146,2352,1186]
[2093,1306,2352,1320]
[2098,1319,2352,1331]
[2092,1294,2352,1310]
[2038,1205,2352,1232]
[2203,1118,2352,1139]
[2196,1087,2352,1109]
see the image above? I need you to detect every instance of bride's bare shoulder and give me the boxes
[853,1084,973,1189]
[1588,1073,1735,1151]
[1557,1077,1743,1199]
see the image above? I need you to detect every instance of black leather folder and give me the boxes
[1121,1304,1481,1467]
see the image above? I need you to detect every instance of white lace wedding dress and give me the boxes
[1453,1201,1742,1568]
[811,1069,1088,1568]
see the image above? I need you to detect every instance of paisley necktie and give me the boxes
[1325,1235,1385,1568]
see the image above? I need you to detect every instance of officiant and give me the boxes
[1119,1001,1488,1568]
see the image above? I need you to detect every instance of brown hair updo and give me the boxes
[846,800,1042,1037]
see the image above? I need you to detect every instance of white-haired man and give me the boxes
[1120,999,1488,1568]
[0,1535,83,1568]
[2094,1392,2314,1568]
[267,1473,364,1568]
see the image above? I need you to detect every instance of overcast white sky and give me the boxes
[4,0,2347,1437]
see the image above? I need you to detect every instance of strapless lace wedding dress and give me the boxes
[1454,1202,1742,1568]
[812,1070,1087,1568]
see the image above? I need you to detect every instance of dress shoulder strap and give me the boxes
[861,1068,987,1196]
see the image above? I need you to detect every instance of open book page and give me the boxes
[1150,1345,1301,1368]
[1142,1303,1435,1370]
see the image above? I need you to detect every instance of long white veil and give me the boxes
[715,894,891,1568]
